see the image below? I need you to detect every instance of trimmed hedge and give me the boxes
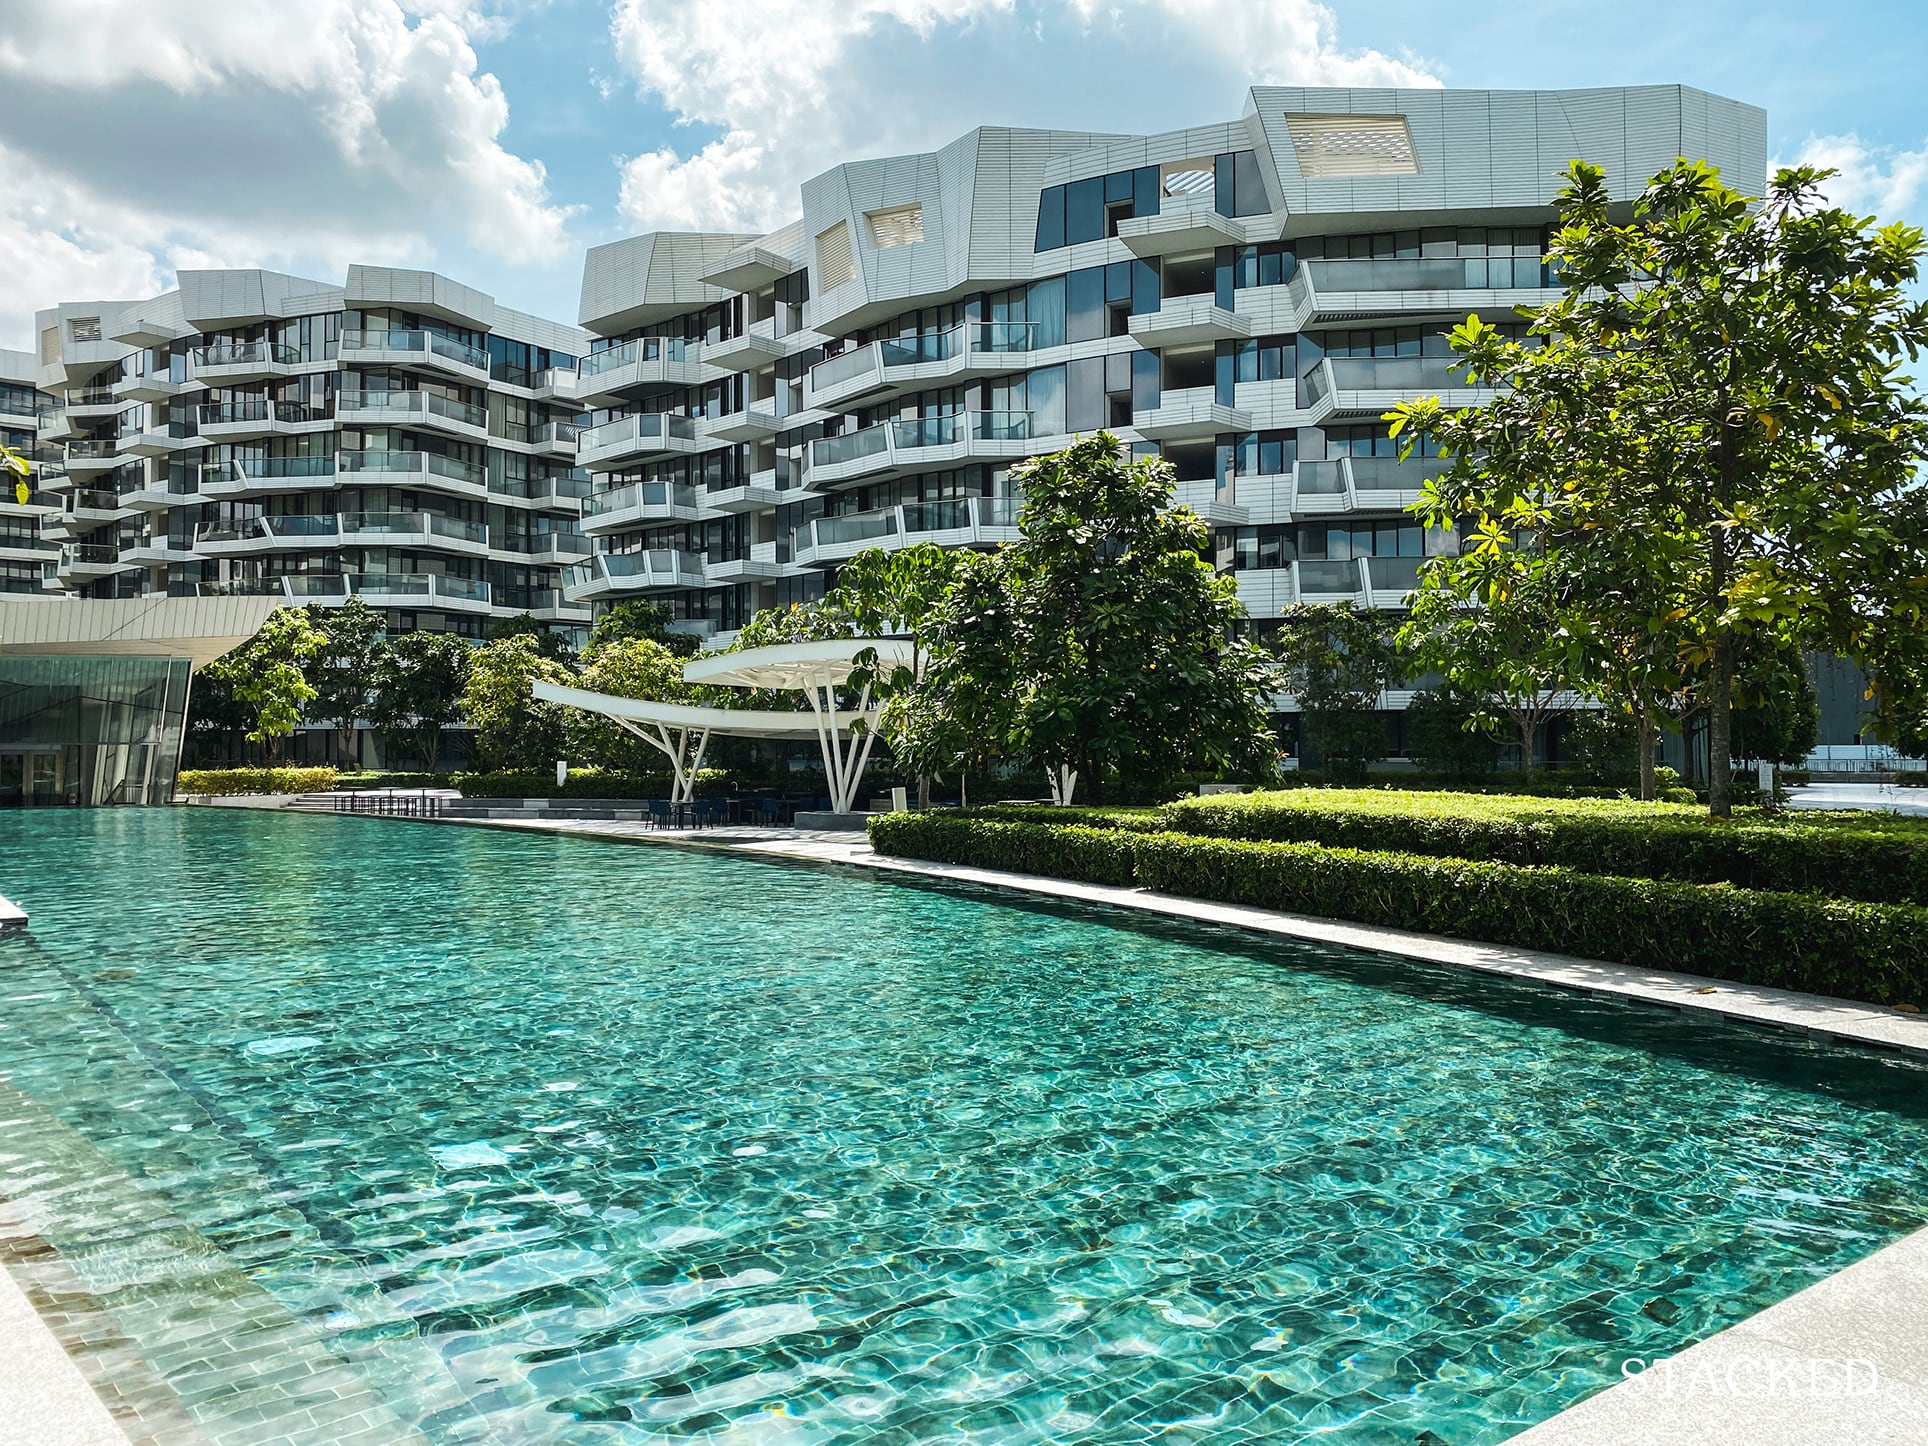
[334,771,455,790]
[1157,789,1928,907]
[867,813,1928,1005]
[455,767,728,799]
[177,767,339,797]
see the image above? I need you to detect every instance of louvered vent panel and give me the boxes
[816,222,856,289]
[1284,115,1420,178]
[866,204,924,249]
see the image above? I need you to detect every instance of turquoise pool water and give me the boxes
[1,809,1925,1444]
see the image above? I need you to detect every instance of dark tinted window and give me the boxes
[1065,177,1105,246]
[1034,186,1065,251]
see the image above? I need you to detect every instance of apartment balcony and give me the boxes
[530,420,580,459]
[194,515,339,555]
[704,541,787,583]
[336,389,488,441]
[572,337,704,409]
[493,585,587,623]
[702,318,788,373]
[1132,386,1250,443]
[561,548,707,604]
[497,530,591,565]
[282,571,494,613]
[192,340,303,386]
[489,472,591,509]
[1281,555,1427,609]
[806,412,1049,488]
[1229,566,1297,618]
[196,398,335,444]
[1171,477,1247,526]
[62,440,128,477]
[64,488,138,525]
[576,412,701,473]
[0,487,62,517]
[114,372,199,405]
[35,408,76,442]
[531,367,579,403]
[120,538,200,567]
[702,469,786,516]
[1306,356,1497,421]
[64,389,123,420]
[703,405,782,444]
[123,475,202,509]
[56,543,131,580]
[791,495,1020,569]
[338,328,491,384]
[337,510,490,555]
[123,418,200,458]
[1300,256,1562,323]
[579,479,703,535]
[804,322,1039,413]
[335,449,485,499]
[0,535,56,566]
[1115,196,1247,259]
[198,455,338,498]
[1127,295,1250,348]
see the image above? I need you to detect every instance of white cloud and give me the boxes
[609,0,1439,234]
[1783,133,1928,220]
[0,0,574,346]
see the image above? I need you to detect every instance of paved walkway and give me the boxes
[1788,781,1928,816]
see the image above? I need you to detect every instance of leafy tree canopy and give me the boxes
[368,630,470,772]
[463,634,573,773]
[587,599,699,659]
[203,607,327,758]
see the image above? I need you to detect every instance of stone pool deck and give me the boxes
[6,802,1927,1444]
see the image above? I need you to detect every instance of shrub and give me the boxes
[333,771,455,790]
[177,767,339,797]
[866,813,1928,1005]
[455,767,728,799]
[1156,788,1928,906]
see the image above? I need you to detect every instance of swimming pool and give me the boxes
[1,808,1924,1444]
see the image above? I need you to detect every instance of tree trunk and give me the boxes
[1518,715,1537,784]
[1708,636,1735,818]
[917,775,931,809]
[1637,698,1657,802]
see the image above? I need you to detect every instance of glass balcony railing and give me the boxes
[578,413,699,456]
[65,488,124,514]
[247,456,337,480]
[338,511,488,546]
[61,543,119,566]
[193,341,300,368]
[1345,455,1453,492]
[808,346,879,393]
[1365,554,1427,592]
[436,575,491,602]
[531,421,581,446]
[1327,357,1471,391]
[1295,460,1347,496]
[809,423,891,469]
[337,450,482,485]
[578,336,695,376]
[1306,256,1549,293]
[266,515,340,539]
[337,389,486,429]
[199,400,271,425]
[340,329,489,372]
[600,549,704,581]
[1297,559,1361,594]
[67,440,118,460]
[497,586,567,612]
[581,480,697,520]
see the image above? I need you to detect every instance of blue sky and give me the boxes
[0,0,1920,345]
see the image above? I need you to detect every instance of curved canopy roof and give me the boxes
[533,681,861,739]
[682,637,917,691]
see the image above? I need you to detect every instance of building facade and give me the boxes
[567,84,1766,657]
[0,348,62,598]
[32,268,594,642]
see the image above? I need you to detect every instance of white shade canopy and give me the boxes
[682,637,917,691]
[532,681,862,740]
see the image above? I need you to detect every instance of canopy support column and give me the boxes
[801,669,879,814]
[609,716,709,804]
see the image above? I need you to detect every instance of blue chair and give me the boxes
[647,799,674,829]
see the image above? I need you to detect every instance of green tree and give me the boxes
[1391,158,1928,815]
[1404,685,1497,779]
[202,608,326,761]
[305,598,385,766]
[463,634,574,772]
[1730,640,1821,766]
[1001,433,1274,803]
[588,599,700,659]
[486,611,578,666]
[368,631,470,772]
[1271,605,1402,783]
[728,599,859,651]
[573,636,695,770]
[1399,546,1579,783]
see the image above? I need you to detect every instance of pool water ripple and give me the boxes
[0,808,1924,1444]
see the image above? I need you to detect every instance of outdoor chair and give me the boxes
[647,799,675,829]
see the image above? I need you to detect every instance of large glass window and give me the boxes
[1033,164,1162,252]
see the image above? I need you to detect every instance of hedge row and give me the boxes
[1157,790,1928,907]
[455,767,729,799]
[177,767,339,797]
[866,813,1928,1005]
